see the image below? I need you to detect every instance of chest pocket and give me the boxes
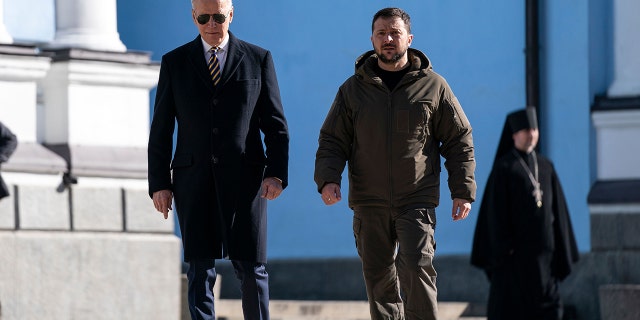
[396,100,431,141]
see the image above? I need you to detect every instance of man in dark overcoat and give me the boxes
[147,0,289,319]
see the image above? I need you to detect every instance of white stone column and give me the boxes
[607,0,640,97]
[49,0,126,52]
[0,0,13,44]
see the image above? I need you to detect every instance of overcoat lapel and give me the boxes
[219,32,245,87]
[187,36,216,95]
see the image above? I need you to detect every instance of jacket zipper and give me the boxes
[387,90,394,208]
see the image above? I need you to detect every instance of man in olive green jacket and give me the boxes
[314,7,476,320]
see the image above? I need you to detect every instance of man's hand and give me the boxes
[261,177,283,200]
[152,189,173,219]
[452,198,471,221]
[320,183,341,205]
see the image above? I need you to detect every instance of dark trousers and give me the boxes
[187,259,269,320]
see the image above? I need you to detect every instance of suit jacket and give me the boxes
[148,33,289,263]
[0,121,17,199]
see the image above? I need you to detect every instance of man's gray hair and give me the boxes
[191,0,234,10]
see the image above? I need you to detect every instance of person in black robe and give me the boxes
[471,107,579,320]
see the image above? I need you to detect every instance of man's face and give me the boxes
[513,128,539,153]
[192,0,233,47]
[371,17,413,64]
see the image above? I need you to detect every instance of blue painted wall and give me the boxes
[539,0,592,253]
[5,0,605,259]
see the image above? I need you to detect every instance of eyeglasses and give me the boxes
[196,13,227,25]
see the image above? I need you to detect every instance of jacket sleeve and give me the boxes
[314,88,353,193]
[147,56,176,198]
[0,122,17,163]
[258,50,290,188]
[434,85,476,202]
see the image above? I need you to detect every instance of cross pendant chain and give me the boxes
[513,149,543,208]
[532,182,543,208]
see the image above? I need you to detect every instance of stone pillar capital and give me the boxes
[48,0,126,52]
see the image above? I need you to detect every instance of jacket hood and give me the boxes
[354,48,432,74]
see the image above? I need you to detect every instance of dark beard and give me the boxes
[377,48,406,64]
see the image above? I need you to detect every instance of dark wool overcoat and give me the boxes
[148,32,289,263]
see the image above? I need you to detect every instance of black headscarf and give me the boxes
[493,107,538,163]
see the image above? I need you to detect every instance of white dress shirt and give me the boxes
[201,35,229,73]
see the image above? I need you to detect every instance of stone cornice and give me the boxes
[2,142,67,175]
[588,179,640,204]
[592,95,640,112]
[45,144,147,179]
[44,54,159,89]
[0,45,51,81]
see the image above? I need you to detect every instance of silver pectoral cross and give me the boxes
[533,182,543,208]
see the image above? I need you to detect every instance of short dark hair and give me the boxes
[372,8,411,33]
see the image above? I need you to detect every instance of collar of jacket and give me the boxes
[354,48,432,75]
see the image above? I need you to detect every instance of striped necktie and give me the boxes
[208,47,221,86]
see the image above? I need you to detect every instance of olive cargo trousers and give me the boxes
[353,206,438,320]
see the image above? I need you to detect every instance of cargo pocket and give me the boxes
[352,216,362,253]
[353,216,361,237]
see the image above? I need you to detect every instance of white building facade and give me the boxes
[0,1,180,319]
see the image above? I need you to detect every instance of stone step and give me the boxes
[216,299,485,320]
[181,274,486,320]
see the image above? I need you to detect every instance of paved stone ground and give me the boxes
[180,274,486,320]
[215,299,486,320]
[179,254,640,320]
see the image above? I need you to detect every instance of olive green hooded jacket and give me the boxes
[314,48,476,209]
